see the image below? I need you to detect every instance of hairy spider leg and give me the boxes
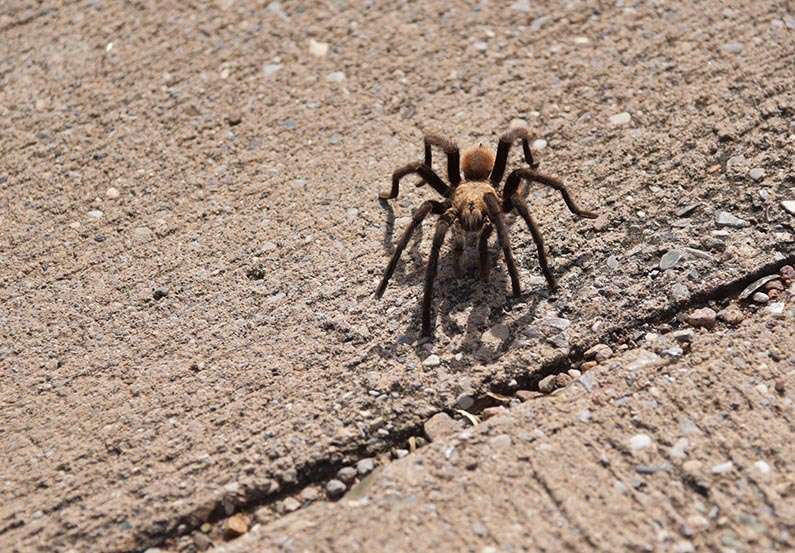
[379,161,450,200]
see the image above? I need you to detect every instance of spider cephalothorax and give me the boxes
[376,127,597,338]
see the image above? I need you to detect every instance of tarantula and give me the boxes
[375,127,598,338]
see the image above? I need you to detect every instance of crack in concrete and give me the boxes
[130,254,793,552]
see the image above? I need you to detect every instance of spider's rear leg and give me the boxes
[379,161,450,201]
[478,222,493,282]
[509,192,557,289]
[483,193,521,297]
[502,168,597,219]
[421,208,457,337]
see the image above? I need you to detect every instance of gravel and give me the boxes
[356,458,375,476]
[715,211,749,228]
[325,479,347,499]
[683,307,717,329]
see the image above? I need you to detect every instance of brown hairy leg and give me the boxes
[478,222,493,281]
[490,126,537,188]
[375,200,449,297]
[424,134,461,186]
[502,168,597,218]
[483,193,521,297]
[379,161,450,200]
[510,192,556,289]
[421,208,456,337]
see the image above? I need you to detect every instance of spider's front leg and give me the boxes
[421,207,457,337]
[478,222,493,282]
[379,161,450,201]
[423,134,461,186]
[490,126,537,188]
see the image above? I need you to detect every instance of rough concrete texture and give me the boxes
[218,302,795,553]
[0,1,793,552]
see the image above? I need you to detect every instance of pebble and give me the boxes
[782,201,795,216]
[670,438,689,459]
[133,226,153,241]
[568,369,581,379]
[473,41,488,51]
[682,460,702,474]
[606,255,619,270]
[336,466,357,484]
[574,36,590,45]
[577,409,592,422]
[300,487,320,502]
[455,393,475,410]
[263,63,282,77]
[193,532,213,551]
[765,302,785,318]
[515,390,540,401]
[578,371,596,392]
[671,283,689,302]
[538,373,571,393]
[510,0,530,12]
[580,360,598,372]
[325,479,347,499]
[752,292,769,303]
[780,265,794,281]
[490,434,512,448]
[749,168,765,181]
[715,211,749,228]
[326,71,346,82]
[584,343,613,363]
[711,461,733,475]
[753,460,771,475]
[765,280,784,291]
[281,497,301,512]
[544,317,570,331]
[106,187,120,199]
[721,42,744,54]
[152,287,169,300]
[684,515,709,535]
[223,514,249,538]
[683,307,717,329]
[422,354,441,367]
[531,138,547,151]
[482,406,509,420]
[717,305,744,325]
[609,112,631,126]
[660,249,685,270]
[424,412,461,442]
[87,209,104,219]
[356,458,375,475]
[308,39,329,57]
[629,434,652,451]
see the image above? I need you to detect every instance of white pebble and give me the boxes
[765,302,785,318]
[711,461,733,474]
[574,36,590,45]
[609,112,631,126]
[782,200,795,215]
[753,460,771,475]
[309,39,328,57]
[263,63,282,77]
[629,434,652,450]
[532,138,547,150]
[105,187,120,199]
[326,71,346,82]
[87,209,104,219]
[422,354,441,367]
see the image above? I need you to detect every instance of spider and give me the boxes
[375,127,598,338]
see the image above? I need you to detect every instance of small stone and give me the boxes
[660,249,685,270]
[671,283,690,302]
[472,41,488,51]
[153,287,169,301]
[335,467,357,485]
[223,514,249,538]
[577,409,592,422]
[683,307,717,329]
[780,265,794,281]
[394,449,409,459]
[578,372,596,392]
[573,36,590,45]
[281,497,301,512]
[682,460,702,474]
[752,292,769,303]
[606,255,619,270]
[711,461,733,475]
[510,0,530,12]
[568,369,581,379]
[717,305,744,325]
[490,434,512,448]
[782,201,795,216]
[749,168,765,181]
[422,354,441,367]
[531,138,547,151]
[765,302,785,317]
[715,211,749,228]
[670,438,689,459]
[580,360,598,372]
[325,479,347,499]
[105,187,120,199]
[424,412,461,442]
[483,323,510,343]
[263,63,282,77]
[308,39,329,57]
[765,280,784,291]
[482,406,509,420]
[326,71,345,82]
[300,486,320,502]
[226,113,242,126]
[87,209,104,219]
[629,434,652,451]
[721,42,744,54]
[753,460,771,475]
[515,390,539,401]
[193,532,213,551]
[684,515,709,535]
[544,317,570,331]
[455,393,475,410]
[609,112,631,126]
[133,226,153,241]
[676,204,699,217]
[775,378,786,394]
[356,458,375,476]
[538,373,571,393]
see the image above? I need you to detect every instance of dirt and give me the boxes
[0,1,793,552]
